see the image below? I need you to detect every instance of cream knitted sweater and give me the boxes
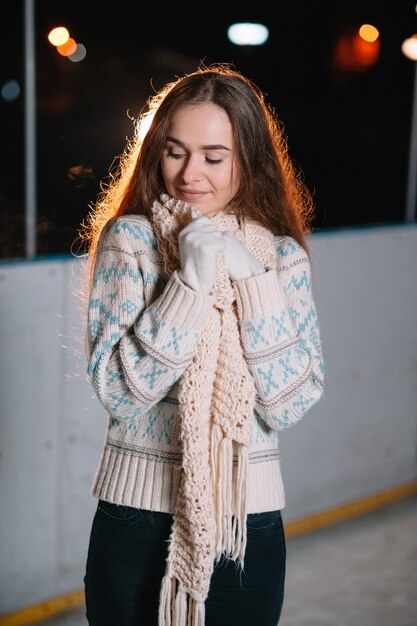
[87,212,325,514]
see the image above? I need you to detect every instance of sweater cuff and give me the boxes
[233,269,288,320]
[151,270,215,330]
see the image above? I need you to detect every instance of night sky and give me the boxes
[1,1,416,257]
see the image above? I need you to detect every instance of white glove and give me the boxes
[222,231,265,281]
[177,209,224,295]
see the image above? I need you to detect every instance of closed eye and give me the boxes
[167,149,186,160]
[206,157,223,165]
[166,149,223,165]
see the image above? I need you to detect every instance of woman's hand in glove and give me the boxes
[177,209,224,295]
[222,231,265,281]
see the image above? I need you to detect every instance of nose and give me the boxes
[181,156,203,183]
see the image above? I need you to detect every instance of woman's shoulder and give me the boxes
[99,213,157,254]
[273,234,309,262]
[112,213,154,237]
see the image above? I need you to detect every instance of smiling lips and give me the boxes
[178,189,209,201]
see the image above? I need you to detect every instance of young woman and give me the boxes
[80,63,325,626]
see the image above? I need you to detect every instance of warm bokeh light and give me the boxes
[48,26,70,46]
[354,34,380,66]
[333,30,380,72]
[359,24,379,43]
[57,38,77,57]
[402,35,417,60]
[68,43,87,62]
[227,23,269,46]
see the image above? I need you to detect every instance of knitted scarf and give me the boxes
[150,193,277,626]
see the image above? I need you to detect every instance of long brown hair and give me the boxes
[78,63,315,280]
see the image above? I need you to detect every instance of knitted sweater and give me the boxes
[87,213,325,514]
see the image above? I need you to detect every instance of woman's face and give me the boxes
[160,103,240,217]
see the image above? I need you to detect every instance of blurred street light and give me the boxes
[228,23,269,46]
[48,26,69,46]
[402,34,417,60]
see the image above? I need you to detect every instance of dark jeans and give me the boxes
[84,499,286,626]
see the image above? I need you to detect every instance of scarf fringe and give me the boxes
[159,576,205,626]
[211,423,248,565]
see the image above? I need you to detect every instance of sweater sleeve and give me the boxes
[87,218,215,423]
[232,235,325,430]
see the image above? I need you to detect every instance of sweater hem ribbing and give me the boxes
[91,443,286,514]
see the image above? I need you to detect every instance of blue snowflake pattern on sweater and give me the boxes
[114,220,158,250]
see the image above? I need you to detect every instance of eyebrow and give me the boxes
[166,135,230,151]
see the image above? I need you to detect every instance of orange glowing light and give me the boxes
[333,31,380,72]
[353,33,380,66]
[359,24,379,43]
[57,38,77,57]
[48,27,70,46]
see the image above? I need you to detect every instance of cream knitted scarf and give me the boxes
[150,193,276,626]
